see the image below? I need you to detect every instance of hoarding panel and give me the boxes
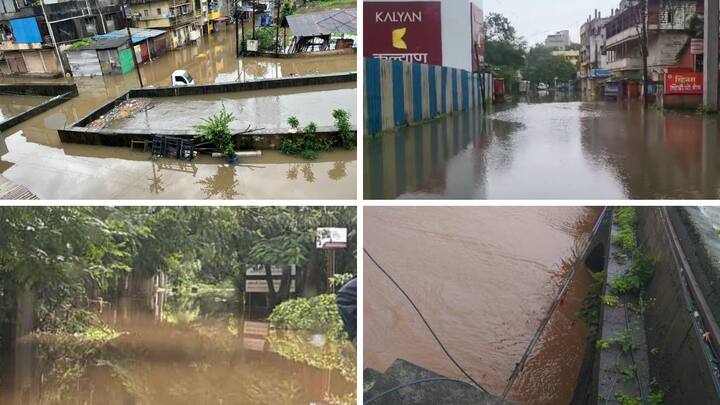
[665,71,703,95]
[364,1,442,66]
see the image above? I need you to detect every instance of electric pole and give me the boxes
[39,0,66,76]
[119,0,143,88]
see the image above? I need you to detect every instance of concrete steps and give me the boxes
[364,359,508,405]
[0,175,37,200]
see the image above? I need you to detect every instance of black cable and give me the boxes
[363,377,483,404]
[363,248,489,394]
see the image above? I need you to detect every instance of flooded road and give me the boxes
[364,98,720,200]
[0,95,50,122]
[364,207,600,404]
[106,83,357,131]
[0,28,356,199]
[0,291,355,404]
[0,131,355,199]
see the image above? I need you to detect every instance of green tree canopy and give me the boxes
[521,45,578,85]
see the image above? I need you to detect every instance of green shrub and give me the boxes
[615,207,637,228]
[611,254,655,295]
[602,295,620,307]
[280,117,333,160]
[243,26,280,52]
[302,150,318,160]
[193,106,236,157]
[288,116,300,129]
[612,228,637,252]
[268,294,347,340]
[67,38,92,49]
[615,393,641,405]
[333,109,356,149]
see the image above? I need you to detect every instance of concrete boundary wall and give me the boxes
[58,73,357,149]
[0,83,79,133]
[364,58,482,135]
[637,207,720,405]
[127,72,357,99]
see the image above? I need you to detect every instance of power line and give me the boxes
[363,248,489,394]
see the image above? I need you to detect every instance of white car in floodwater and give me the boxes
[171,70,195,87]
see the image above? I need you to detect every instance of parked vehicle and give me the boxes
[171,70,195,87]
[537,83,549,91]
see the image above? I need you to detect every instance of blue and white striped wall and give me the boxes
[364,58,483,135]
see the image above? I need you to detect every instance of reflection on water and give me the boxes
[364,207,599,403]
[0,132,356,199]
[365,99,720,199]
[0,291,355,404]
[0,96,51,122]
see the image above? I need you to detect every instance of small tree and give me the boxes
[193,106,236,158]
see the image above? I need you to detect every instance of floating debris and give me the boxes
[88,99,153,128]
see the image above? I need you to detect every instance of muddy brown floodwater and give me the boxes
[0,95,50,122]
[365,96,720,200]
[0,292,356,404]
[0,28,356,199]
[364,207,601,404]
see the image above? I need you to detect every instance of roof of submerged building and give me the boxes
[282,9,357,37]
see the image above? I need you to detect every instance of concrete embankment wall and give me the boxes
[0,83,79,133]
[364,58,483,135]
[57,73,357,148]
[637,207,720,404]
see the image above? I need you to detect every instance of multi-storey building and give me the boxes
[545,30,571,50]
[127,0,205,49]
[0,0,125,76]
[580,10,611,95]
[604,0,701,96]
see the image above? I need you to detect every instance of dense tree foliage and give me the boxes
[485,13,578,91]
[485,13,527,89]
[521,45,578,86]
[0,207,356,348]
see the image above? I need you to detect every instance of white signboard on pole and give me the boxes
[316,227,348,249]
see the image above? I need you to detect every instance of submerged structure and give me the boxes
[281,9,357,54]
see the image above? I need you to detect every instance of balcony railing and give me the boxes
[606,57,642,71]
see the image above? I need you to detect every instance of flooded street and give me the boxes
[0,131,355,199]
[364,97,720,200]
[106,83,357,131]
[0,291,355,404]
[364,207,599,404]
[0,28,357,199]
[0,95,51,122]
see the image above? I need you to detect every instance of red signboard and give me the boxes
[363,1,442,65]
[665,71,703,95]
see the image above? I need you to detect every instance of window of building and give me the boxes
[157,8,162,15]
[144,9,149,17]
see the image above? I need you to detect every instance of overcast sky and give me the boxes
[483,0,621,45]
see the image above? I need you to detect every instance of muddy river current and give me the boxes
[364,207,601,404]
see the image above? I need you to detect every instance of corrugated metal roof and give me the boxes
[76,37,131,50]
[92,28,167,45]
[283,9,357,37]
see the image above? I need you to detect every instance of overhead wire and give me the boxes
[363,248,489,394]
